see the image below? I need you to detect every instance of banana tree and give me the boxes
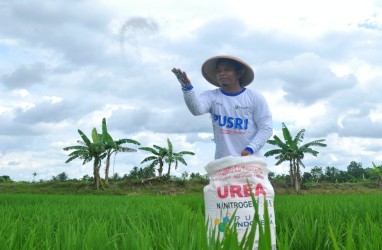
[164,138,195,176]
[264,123,327,192]
[139,144,168,177]
[64,128,106,189]
[100,118,140,186]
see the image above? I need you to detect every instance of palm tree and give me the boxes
[164,138,195,176]
[100,118,140,186]
[63,128,106,189]
[264,123,327,192]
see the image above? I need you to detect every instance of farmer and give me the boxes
[172,55,273,159]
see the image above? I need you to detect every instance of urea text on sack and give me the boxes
[217,183,266,198]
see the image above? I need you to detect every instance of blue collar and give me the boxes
[220,88,246,96]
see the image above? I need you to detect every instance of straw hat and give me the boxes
[201,55,254,87]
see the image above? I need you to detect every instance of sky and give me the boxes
[1,0,382,181]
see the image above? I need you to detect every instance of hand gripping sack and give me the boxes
[204,156,276,249]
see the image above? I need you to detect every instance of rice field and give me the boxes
[0,193,381,249]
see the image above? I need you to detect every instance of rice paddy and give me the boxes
[1,193,381,249]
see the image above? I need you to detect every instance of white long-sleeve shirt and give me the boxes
[183,87,273,159]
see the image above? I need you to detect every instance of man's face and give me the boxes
[215,61,242,87]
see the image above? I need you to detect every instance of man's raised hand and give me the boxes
[171,68,191,87]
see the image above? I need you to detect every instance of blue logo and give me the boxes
[213,114,248,130]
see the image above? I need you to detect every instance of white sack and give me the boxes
[204,156,276,249]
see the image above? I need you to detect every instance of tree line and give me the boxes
[270,161,382,188]
[25,160,381,191]
[44,169,208,184]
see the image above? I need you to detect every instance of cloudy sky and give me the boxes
[1,0,381,181]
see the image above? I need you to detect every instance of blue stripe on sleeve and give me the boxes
[244,147,254,154]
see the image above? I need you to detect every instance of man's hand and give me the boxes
[241,150,251,156]
[171,68,191,87]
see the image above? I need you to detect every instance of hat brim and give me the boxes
[201,55,254,87]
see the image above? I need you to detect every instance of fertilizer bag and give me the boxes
[204,156,276,249]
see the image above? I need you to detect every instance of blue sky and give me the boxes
[1,0,382,181]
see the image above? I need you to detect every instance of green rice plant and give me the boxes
[275,194,382,250]
[239,194,272,249]
[1,193,382,249]
[0,194,206,249]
